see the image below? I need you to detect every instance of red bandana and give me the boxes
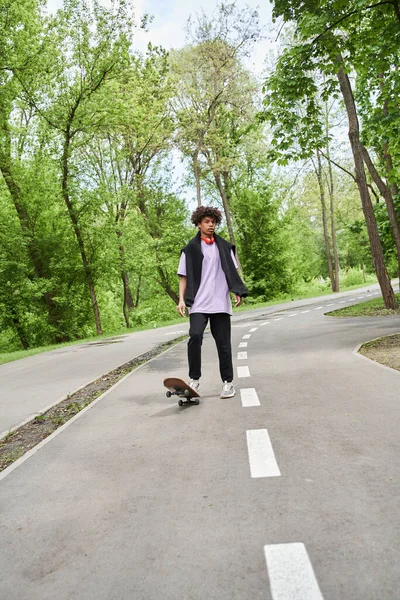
[201,236,215,244]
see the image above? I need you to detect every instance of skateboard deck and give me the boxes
[163,377,200,406]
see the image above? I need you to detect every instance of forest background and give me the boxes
[1,0,399,354]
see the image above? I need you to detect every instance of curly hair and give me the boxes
[191,206,223,226]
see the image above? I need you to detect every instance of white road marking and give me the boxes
[326,303,335,306]
[287,313,298,317]
[163,330,186,335]
[260,321,270,326]
[238,366,250,378]
[249,327,258,332]
[246,429,281,478]
[339,300,346,304]
[242,334,251,339]
[314,307,322,310]
[301,310,310,314]
[349,298,356,301]
[240,388,260,407]
[237,351,248,360]
[239,342,248,348]
[358,296,364,299]
[274,317,284,321]
[264,543,324,600]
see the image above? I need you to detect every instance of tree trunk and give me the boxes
[324,101,340,291]
[9,305,29,350]
[315,150,335,291]
[116,225,134,328]
[193,149,202,206]
[361,146,400,289]
[135,271,142,308]
[156,266,179,303]
[337,62,397,309]
[62,129,103,334]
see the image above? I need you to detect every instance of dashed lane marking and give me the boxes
[314,307,322,310]
[301,310,310,313]
[274,318,284,321]
[357,296,364,299]
[237,351,248,360]
[287,313,298,317]
[239,342,248,348]
[242,334,251,339]
[237,366,250,378]
[264,543,324,600]
[326,303,335,306]
[260,321,270,326]
[249,327,258,332]
[246,429,281,478]
[240,388,260,407]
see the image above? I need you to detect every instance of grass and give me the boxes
[0,278,388,366]
[326,294,400,317]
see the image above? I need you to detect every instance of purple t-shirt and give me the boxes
[177,240,238,315]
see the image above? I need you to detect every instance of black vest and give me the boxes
[182,231,248,307]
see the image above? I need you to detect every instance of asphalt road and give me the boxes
[1,286,399,599]
[0,283,393,439]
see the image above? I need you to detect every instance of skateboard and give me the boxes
[163,377,200,407]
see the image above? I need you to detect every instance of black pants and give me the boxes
[188,313,233,382]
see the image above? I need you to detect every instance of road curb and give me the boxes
[352,340,400,376]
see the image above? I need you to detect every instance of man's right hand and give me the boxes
[177,300,186,317]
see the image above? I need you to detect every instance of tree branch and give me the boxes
[312,1,398,45]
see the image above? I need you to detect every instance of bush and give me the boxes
[130,297,178,327]
[339,267,376,288]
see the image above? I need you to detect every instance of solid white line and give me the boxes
[240,388,260,407]
[264,543,324,600]
[301,310,310,314]
[287,313,298,317]
[237,351,248,360]
[239,342,248,348]
[242,334,251,339]
[238,366,250,378]
[260,321,270,326]
[249,327,258,332]
[246,429,280,477]
[314,307,322,310]
[274,317,283,321]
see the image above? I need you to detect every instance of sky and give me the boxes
[46,0,278,76]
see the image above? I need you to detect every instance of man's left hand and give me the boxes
[234,294,242,307]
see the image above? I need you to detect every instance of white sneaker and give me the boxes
[220,381,235,398]
[189,379,200,394]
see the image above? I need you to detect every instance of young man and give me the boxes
[177,206,248,398]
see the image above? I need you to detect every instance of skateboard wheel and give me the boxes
[178,399,184,407]
[166,391,172,398]
[184,389,190,398]
[194,399,200,405]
